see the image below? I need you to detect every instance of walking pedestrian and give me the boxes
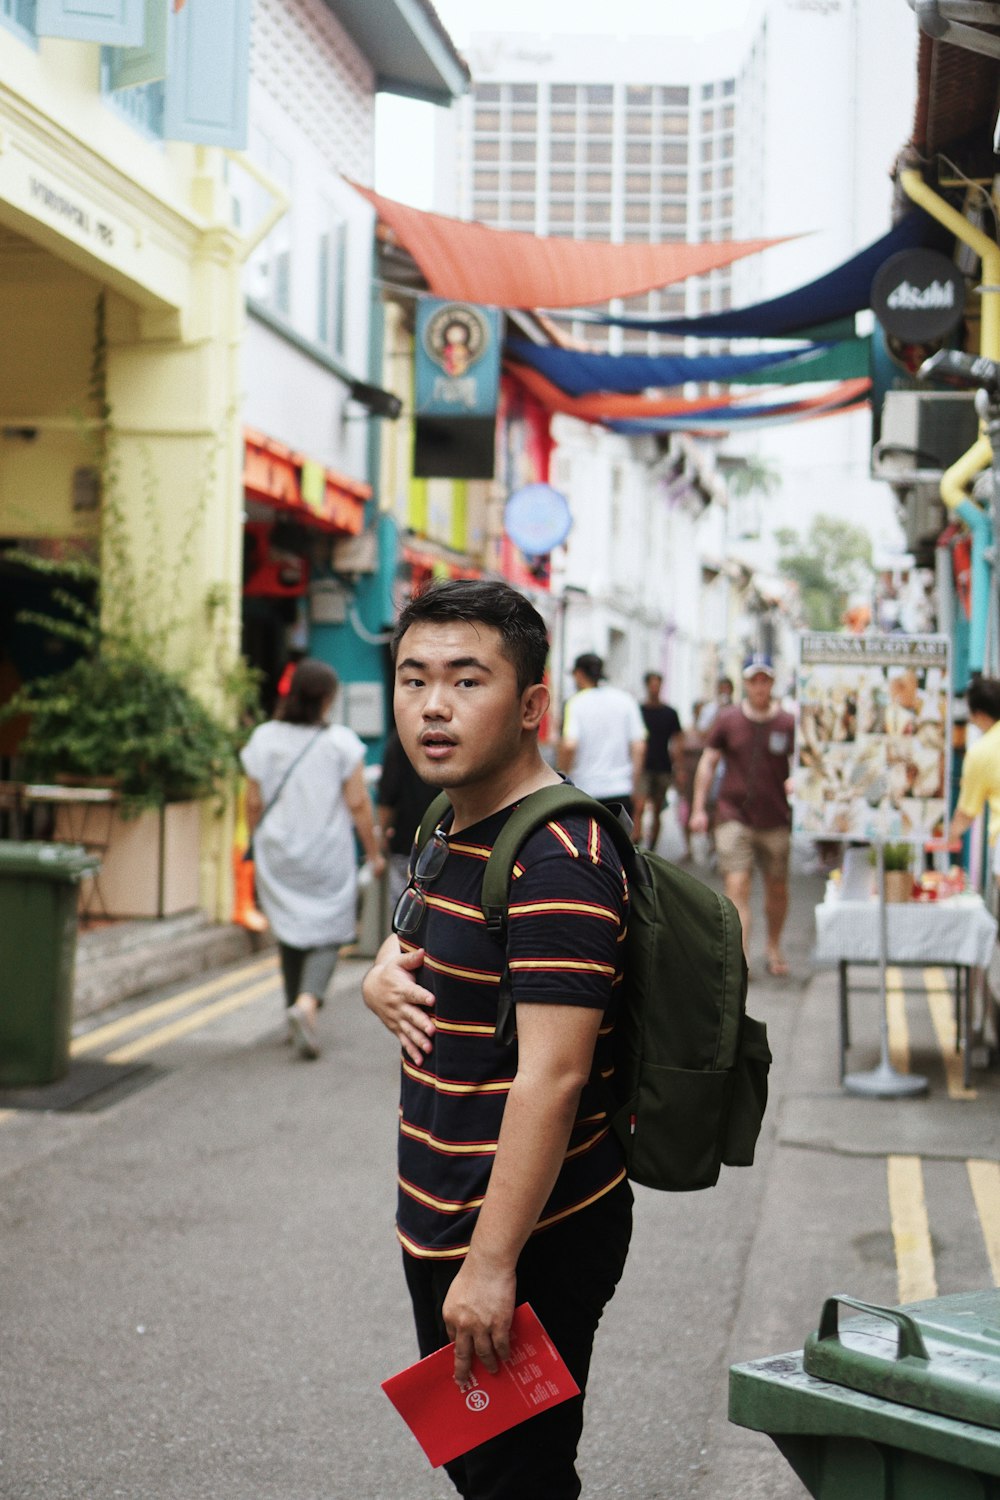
[241,658,384,1059]
[674,703,709,862]
[377,725,436,909]
[557,651,647,821]
[633,670,682,850]
[697,675,735,733]
[949,675,1000,883]
[690,654,795,976]
[363,579,632,1500]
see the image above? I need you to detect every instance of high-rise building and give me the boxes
[447,33,745,351]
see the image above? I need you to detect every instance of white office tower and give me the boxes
[446,7,918,557]
[446,30,745,351]
[728,0,917,557]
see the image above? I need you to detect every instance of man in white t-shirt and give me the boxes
[557,653,647,818]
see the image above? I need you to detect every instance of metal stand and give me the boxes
[843,839,929,1098]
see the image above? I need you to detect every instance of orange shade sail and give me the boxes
[349,180,794,310]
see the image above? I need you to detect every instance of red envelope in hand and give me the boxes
[381,1303,580,1468]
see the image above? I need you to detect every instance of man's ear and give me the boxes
[521,682,550,731]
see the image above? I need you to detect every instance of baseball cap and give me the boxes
[742,653,775,679]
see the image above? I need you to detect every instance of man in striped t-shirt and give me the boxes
[363,580,632,1500]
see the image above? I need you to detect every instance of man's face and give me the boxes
[744,672,774,711]
[646,675,662,700]
[393,619,544,791]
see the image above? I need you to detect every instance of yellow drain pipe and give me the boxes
[901,169,999,672]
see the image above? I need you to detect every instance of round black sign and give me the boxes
[871,249,964,342]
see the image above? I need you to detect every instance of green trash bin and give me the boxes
[0,841,100,1088]
[730,1290,1000,1498]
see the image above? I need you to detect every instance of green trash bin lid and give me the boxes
[0,840,101,881]
[803,1291,1000,1432]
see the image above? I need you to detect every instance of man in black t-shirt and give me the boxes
[377,727,436,908]
[363,580,632,1500]
[634,671,682,850]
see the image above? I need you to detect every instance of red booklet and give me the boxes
[381,1303,580,1468]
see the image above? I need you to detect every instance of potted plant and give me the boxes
[0,554,258,917]
[873,842,914,903]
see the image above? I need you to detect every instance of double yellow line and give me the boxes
[885,966,999,1300]
[71,953,281,1064]
[0,955,281,1128]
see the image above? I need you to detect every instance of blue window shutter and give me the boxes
[108,0,166,89]
[163,0,250,150]
[36,0,145,45]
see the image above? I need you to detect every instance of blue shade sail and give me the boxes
[561,211,947,337]
[503,338,872,396]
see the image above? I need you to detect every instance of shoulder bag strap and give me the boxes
[253,725,325,837]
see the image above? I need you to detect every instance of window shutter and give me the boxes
[163,0,250,149]
[108,0,166,89]
[36,0,145,45]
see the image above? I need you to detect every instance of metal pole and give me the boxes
[844,838,929,1097]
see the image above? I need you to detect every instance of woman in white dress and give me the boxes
[241,660,385,1058]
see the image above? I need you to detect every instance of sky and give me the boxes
[374,0,759,207]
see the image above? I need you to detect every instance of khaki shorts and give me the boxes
[715,820,791,881]
[638,770,671,805]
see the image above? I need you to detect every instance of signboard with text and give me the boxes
[794,633,950,844]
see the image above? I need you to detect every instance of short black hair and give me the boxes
[278,658,338,725]
[392,580,549,694]
[573,653,604,684]
[967,675,1000,722]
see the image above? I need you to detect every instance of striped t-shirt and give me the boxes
[396,800,629,1261]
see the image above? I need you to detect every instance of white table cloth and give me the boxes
[815,895,997,971]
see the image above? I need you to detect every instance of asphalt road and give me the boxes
[3,821,1000,1499]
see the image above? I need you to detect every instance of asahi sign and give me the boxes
[871,249,964,342]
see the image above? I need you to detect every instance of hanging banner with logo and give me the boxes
[793,633,950,843]
[871,250,964,344]
[415,299,502,418]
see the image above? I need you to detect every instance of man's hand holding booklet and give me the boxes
[381,1304,579,1468]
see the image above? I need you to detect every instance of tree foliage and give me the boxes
[775,515,874,632]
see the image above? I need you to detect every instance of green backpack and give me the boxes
[416,783,771,1193]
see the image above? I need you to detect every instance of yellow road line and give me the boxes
[886,967,910,1074]
[968,1160,1000,1286]
[888,1154,937,1303]
[104,974,280,1064]
[71,954,279,1056]
[924,967,977,1100]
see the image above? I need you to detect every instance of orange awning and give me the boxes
[349,180,794,310]
[243,429,370,536]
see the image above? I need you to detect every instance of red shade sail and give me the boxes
[349,180,794,309]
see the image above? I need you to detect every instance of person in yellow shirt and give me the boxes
[950,676,1000,880]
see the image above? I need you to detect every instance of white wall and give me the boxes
[237,0,378,481]
[728,0,917,566]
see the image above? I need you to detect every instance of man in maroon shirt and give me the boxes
[690,654,795,976]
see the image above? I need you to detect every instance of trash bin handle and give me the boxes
[816,1295,930,1362]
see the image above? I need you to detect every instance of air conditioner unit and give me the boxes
[331,530,378,574]
[872,390,979,483]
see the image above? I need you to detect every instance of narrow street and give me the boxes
[3,826,999,1500]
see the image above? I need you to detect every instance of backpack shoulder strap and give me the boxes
[481,784,639,939]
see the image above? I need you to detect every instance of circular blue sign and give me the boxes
[503,484,572,556]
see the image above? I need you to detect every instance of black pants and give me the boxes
[276,941,339,1009]
[402,1179,633,1500]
